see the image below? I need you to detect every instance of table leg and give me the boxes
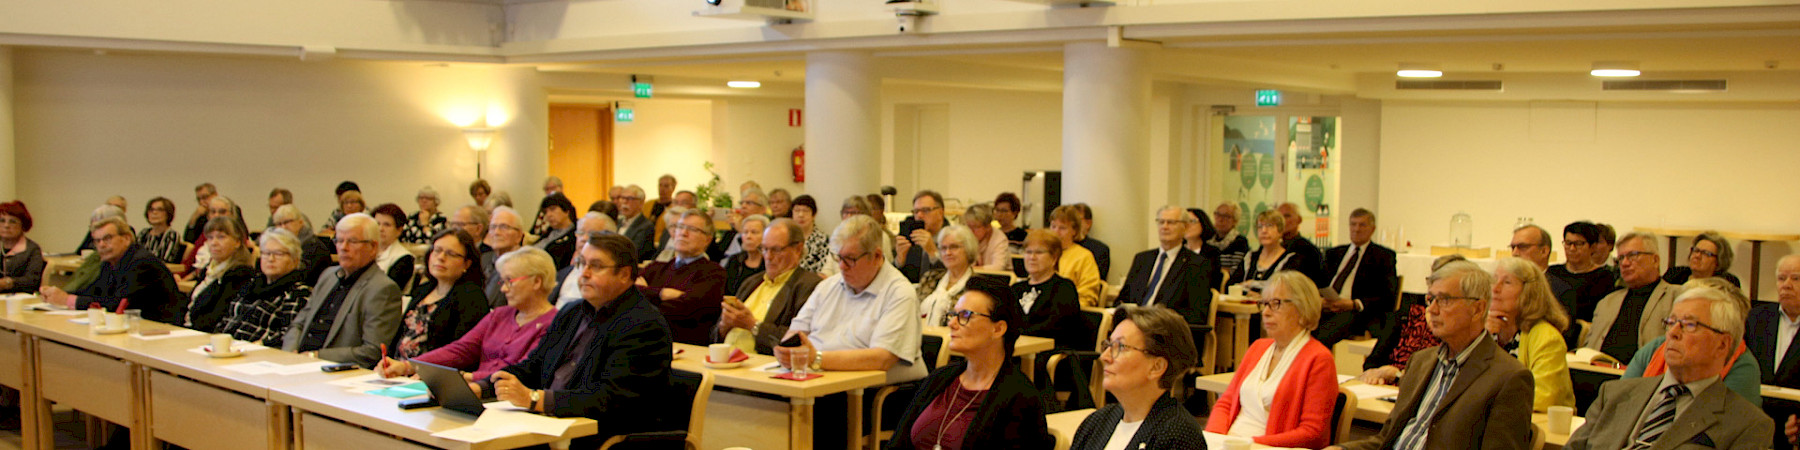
[1233,314,1249,371]
[848,390,864,450]
[1749,240,1765,301]
[790,397,814,450]
[268,401,292,450]
[24,337,48,450]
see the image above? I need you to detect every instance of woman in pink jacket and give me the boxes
[1206,270,1340,449]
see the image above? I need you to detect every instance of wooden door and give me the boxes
[548,105,614,211]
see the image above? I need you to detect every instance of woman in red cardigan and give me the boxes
[1206,270,1339,449]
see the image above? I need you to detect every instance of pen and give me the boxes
[116,299,128,314]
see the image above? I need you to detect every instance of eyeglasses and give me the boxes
[1100,339,1151,357]
[616,196,644,202]
[1689,247,1718,258]
[332,237,374,246]
[1155,219,1195,226]
[911,206,941,216]
[671,224,706,235]
[949,309,995,326]
[1507,243,1543,252]
[1257,298,1292,311]
[1617,251,1655,261]
[581,261,626,273]
[837,251,872,267]
[491,223,521,233]
[261,250,292,259]
[1424,294,1481,306]
[430,247,466,259]
[1563,240,1590,247]
[1662,317,1726,334]
[503,275,533,288]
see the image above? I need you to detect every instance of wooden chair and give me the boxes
[867,334,949,449]
[972,268,1016,285]
[1173,296,1219,406]
[1046,306,1115,410]
[1575,320,1591,348]
[599,368,714,450]
[1330,386,1358,445]
[1529,422,1546,450]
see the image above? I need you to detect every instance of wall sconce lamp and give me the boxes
[463,127,497,178]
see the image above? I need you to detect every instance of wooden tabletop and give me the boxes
[1720,231,1800,242]
[270,373,600,450]
[1045,408,1094,450]
[671,343,889,399]
[1633,227,1707,238]
[921,327,1056,357]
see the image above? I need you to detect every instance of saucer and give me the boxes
[207,350,243,359]
[93,326,128,335]
[703,360,743,370]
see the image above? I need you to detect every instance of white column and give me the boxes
[1062,42,1152,282]
[0,47,14,200]
[803,51,880,234]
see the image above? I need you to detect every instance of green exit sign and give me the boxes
[615,108,634,123]
[632,82,653,98]
[1255,89,1281,107]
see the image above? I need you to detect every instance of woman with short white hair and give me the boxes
[379,246,557,383]
[402,186,447,244]
[919,225,981,327]
[216,229,314,346]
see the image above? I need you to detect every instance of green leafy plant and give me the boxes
[694,161,733,210]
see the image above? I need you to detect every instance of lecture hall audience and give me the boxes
[1118,205,1214,326]
[1485,256,1577,412]
[918,224,979,327]
[183,217,258,333]
[716,218,821,355]
[1624,277,1763,406]
[379,245,557,383]
[637,210,726,346]
[42,217,183,322]
[1583,231,1683,363]
[282,213,403,368]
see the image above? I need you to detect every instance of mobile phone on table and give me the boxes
[320,362,359,373]
[397,397,438,410]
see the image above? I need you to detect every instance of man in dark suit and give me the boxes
[280,214,402,368]
[1118,206,1213,326]
[637,210,726,345]
[40,217,182,323]
[716,218,822,354]
[1569,287,1774,450]
[1315,208,1398,347]
[1276,202,1326,286]
[490,232,673,450]
[614,184,656,262]
[894,190,946,283]
[1750,255,1800,449]
[1331,262,1533,450]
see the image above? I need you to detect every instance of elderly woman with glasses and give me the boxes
[1663,231,1740,287]
[379,246,557,382]
[1231,209,1312,291]
[723,215,770,295]
[919,225,980,327]
[791,195,832,275]
[1622,277,1763,406]
[370,203,418,288]
[216,229,314,346]
[138,197,185,264]
[0,201,45,294]
[1485,257,1576,411]
[185,218,259,333]
[386,229,490,359]
[887,276,1055,450]
[323,189,366,233]
[402,186,448,245]
[1206,271,1340,448]
[270,205,332,285]
[1069,305,1205,450]
[1011,230,1086,352]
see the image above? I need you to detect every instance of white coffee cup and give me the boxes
[86,308,104,331]
[211,334,235,354]
[1224,437,1252,450]
[709,343,733,363]
[1228,285,1247,297]
[104,312,124,330]
[5,297,21,316]
[1547,405,1574,434]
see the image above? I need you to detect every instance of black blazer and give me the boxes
[392,279,491,358]
[184,264,258,333]
[538,228,578,272]
[1748,302,1800,389]
[500,288,673,448]
[299,236,334,286]
[885,360,1055,450]
[1068,395,1206,450]
[1117,247,1214,326]
[1282,235,1327,286]
[73,244,183,323]
[1012,275,1087,351]
[1321,242,1399,328]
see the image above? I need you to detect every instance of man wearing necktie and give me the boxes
[1569,286,1773,450]
[1117,206,1214,326]
[1315,208,1398,348]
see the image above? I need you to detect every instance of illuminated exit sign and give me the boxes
[1255,89,1281,107]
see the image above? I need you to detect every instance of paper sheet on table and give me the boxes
[186,343,270,356]
[269,361,336,375]
[222,361,287,375]
[329,373,420,391]
[0,293,36,301]
[132,329,206,340]
[431,402,577,442]
[1336,374,1354,384]
[1202,431,1305,450]
[1344,383,1399,401]
[42,310,83,316]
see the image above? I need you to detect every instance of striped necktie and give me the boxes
[1630,384,1690,449]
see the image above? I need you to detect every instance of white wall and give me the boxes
[1378,100,1800,297]
[712,98,806,202]
[610,99,717,196]
[13,49,547,251]
[881,84,1062,210]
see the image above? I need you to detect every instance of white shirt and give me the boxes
[555,265,584,310]
[1144,245,1183,305]
[1227,333,1311,437]
[375,243,410,274]
[1102,418,1145,450]
[1779,309,1800,369]
[788,263,925,383]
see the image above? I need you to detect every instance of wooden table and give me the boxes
[1215,294,1259,371]
[922,327,1055,380]
[1194,372,1575,449]
[1045,408,1094,450]
[671,343,888,450]
[272,375,598,450]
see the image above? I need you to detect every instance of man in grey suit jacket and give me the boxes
[1331,261,1533,450]
[614,185,657,262]
[1569,286,1774,450]
[714,219,822,354]
[1584,232,1683,362]
[283,214,402,368]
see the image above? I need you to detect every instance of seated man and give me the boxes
[614,185,656,262]
[1569,286,1774,450]
[637,210,726,346]
[41,217,182,322]
[1118,205,1213,325]
[894,190,947,283]
[552,212,616,309]
[1583,232,1683,363]
[482,206,527,307]
[1509,224,1553,271]
[1276,202,1326,285]
[490,233,673,449]
[1752,255,1800,449]
[281,214,402,368]
[1329,261,1532,450]
[1316,208,1398,347]
[716,218,823,354]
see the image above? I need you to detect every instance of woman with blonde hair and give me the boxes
[185,217,259,332]
[1485,257,1575,411]
[1206,271,1339,448]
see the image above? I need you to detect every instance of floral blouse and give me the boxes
[401,211,446,244]
[799,228,831,274]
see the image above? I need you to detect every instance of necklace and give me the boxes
[934,380,984,450]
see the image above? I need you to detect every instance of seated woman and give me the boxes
[184,218,259,333]
[1663,231,1740,287]
[370,203,417,288]
[1485,257,1576,411]
[1069,305,1205,449]
[791,195,832,275]
[1231,210,1312,289]
[401,186,447,245]
[387,229,490,359]
[0,201,46,294]
[722,215,768,295]
[1358,255,1462,385]
[216,229,313,346]
[137,197,185,264]
[323,189,365,233]
[886,277,1055,450]
[1205,271,1339,449]
[532,193,578,271]
[1011,230,1086,351]
[960,204,1010,272]
[270,205,332,285]
[1624,277,1763,406]
[1182,208,1225,292]
[919,225,979,327]
[378,246,557,383]
[1048,205,1103,307]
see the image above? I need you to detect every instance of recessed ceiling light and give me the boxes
[1590,61,1640,77]
[1396,63,1442,78]
[727,81,762,88]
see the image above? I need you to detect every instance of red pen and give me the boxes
[380,343,388,359]
[116,299,129,314]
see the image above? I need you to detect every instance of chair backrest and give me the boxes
[1331,386,1357,444]
[1393,276,1405,311]
[1080,306,1115,352]
[972,269,1015,285]
[670,368,716,448]
[1529,422,1546,450]
[1576,320,1592,348]
[921,333,950,370]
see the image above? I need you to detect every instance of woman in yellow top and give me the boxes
[1485,256,1575,411]
[1048,205,1102,307]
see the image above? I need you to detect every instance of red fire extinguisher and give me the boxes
[791,146,805,182]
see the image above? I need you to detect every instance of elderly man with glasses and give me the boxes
[1583,232,1684,363]
[482,207,527,307]
[41,217,183,322]
[894,190,948,283]
[636,211,726,345]
[613,184,656,262]
[281,213,402,368]
[1509,224,1554,271]
[715,218,822,354]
